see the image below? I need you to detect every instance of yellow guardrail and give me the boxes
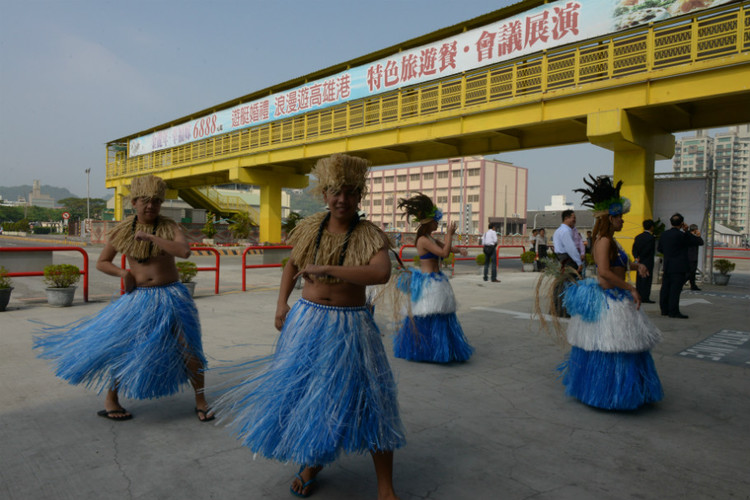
[106,3,749,181]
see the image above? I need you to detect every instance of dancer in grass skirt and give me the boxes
[214,154,405,500]
[558,175,663,410]
[33,175,213,422]
[393,193,472,363]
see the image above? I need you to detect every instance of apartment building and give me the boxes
[363,156,527,235]
[674,125,750,232]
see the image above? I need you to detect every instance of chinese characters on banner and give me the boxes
[128,0,732,156]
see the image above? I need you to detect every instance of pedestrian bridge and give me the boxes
[106,1,750,242]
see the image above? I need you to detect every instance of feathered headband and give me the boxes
[573,175,630,217]
[397,193,443,225]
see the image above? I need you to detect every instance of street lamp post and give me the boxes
[85,168,91,236]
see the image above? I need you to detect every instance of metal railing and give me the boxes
[241,245,293,291]
[107,3,749,180]
[0,246,90,302]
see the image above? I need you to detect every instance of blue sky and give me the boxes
[0,0,702,208]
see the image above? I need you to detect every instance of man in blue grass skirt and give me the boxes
[214,154,405,499]
[34,174,213,422]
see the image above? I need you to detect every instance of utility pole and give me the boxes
[85,168,91,236]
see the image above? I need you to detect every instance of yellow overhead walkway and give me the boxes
[178,186,260,221]
[106,2,750,242]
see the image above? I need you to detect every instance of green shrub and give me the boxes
[475,253,486,266]
[520,250,537,264]
[176,261,198,283]
[43,264,80,288]
[0,266,12,289]
[201,212,217,239]
[713,259,735,275]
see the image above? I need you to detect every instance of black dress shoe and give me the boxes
[691,287,702,291]
[669,314,689,319]
[491,279,500,283]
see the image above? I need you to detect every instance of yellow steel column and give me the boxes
[229,166,308,243]
[588,109,674,246]
[113,184,130,221]
[259,181,283,243]
[613,147,655,240]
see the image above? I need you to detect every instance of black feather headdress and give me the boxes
[573,175,630,216]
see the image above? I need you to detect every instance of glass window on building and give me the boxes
[384,176,394,183]
[452,170,463,178]
[423,172,434,180]
[410,173,420,181]
[438,171,449,179]
[468,168,480,176]
[397,175,407,182]
[373,177,382,184]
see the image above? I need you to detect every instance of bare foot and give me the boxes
[194,404,215,422]
[99,402,132,421]
[291,466,322,497]
[103,395,132,420]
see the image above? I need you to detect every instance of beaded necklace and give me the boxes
[131,215,159,263]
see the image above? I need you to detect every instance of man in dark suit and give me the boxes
[657,213,700,319]
[632,219,656,303]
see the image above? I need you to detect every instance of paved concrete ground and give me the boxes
[1,247,749,500]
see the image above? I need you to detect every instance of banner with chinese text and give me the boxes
[128,0,736,156]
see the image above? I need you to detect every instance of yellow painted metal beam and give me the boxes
[229,166,308,243]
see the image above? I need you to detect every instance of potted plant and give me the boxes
[0,265,13,311]
[176,261,198,296]
[43,264,80,307]
[228,210,256,245]
[713,259,735,286]
[520,250,537,272]
[201,212,217,245]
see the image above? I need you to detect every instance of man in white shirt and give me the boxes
[551,210,581,316]
[552,210,583,271]
[481,224,499,282]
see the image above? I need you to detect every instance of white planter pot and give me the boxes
[182,281,197,296]
[713,273,731,286]
[46,286,76,307]
[522,263,535,272]
[0,287,12,311]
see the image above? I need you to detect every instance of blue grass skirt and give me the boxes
[394,269,473,363]
[214,299,406,467]
[33,282,205,400]
[559,279,663,410]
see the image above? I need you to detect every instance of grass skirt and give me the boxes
[33,282,205,400]
[214,299,406,467]
[559,279,663,410]
[394,269,473,363]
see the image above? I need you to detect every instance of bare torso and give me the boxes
[301,278,367,307]
[126,253,180,287]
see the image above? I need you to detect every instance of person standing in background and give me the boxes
[658,213,701,319]
[481,224,499,282]
[687,224,704,291]
[632,219,656,303]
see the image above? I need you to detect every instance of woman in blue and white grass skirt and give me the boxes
[560,176,663,410]
[393,193,473,363]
